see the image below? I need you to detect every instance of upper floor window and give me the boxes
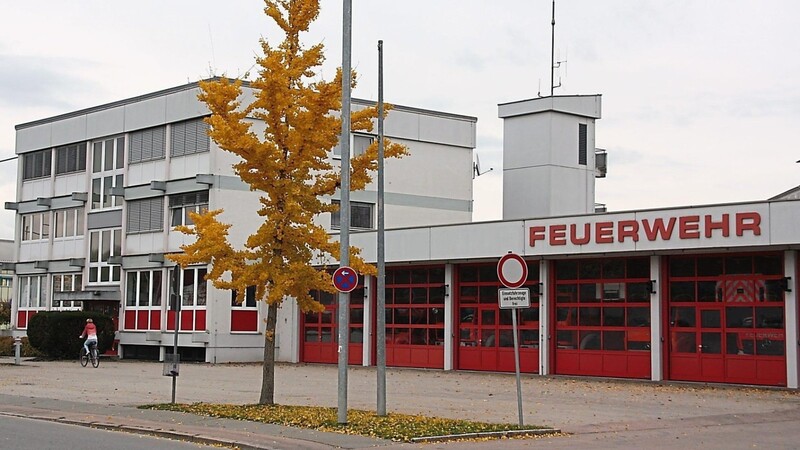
[332,134,373,158]
[331,200,373,230]
[170,118,210,157]
[129,126,166,164]
[52,273,82,309]
[21,211,50,241]
[169,191,209,227]
[18,275,46,308]
[578,123,587,166]
[91,136,125,210]
[126,197,164,234]
[55,142,87,175]
[54,207,84,238]
[88,228,122,283]
[22,149,52,180]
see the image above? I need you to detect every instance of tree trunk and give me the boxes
[259,302,279,405]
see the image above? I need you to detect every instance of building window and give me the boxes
[91,136,125,210]
[331,200,373,229]
[22,149,52,180]
[169,191,209,227]
[128,126,166,164]
[332,134,373,158]
[54,207,84,238]
[52,273,83,309]
[578,123,587,166]
[88,228,122,283]
[126,197,164,234]
[231,286,258,308]
[21,212,50,241]
[170,118,210,157]
[125,270,163,307]
[18,275,47,308]
[55,142,87,175]
[169,267,208,307]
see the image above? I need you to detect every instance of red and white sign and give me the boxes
[497,253,528,289]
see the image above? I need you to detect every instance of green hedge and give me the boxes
[0,336,43,357]
[27,311,115,359]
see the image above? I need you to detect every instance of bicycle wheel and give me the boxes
[91,347,100,368]
[80,348,89,367]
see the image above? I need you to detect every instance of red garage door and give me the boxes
[667,253,786,386]
[552,257,652,379]
[301,276,364,365]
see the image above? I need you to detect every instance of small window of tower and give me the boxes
[578,123,587,166]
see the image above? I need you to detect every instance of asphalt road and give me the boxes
[0,414,220,450]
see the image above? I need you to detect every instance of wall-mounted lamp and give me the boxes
[781,276,792,293]
[648,280,657,294]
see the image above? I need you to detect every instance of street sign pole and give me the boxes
[511,308,523,426]
[497,252,529,427]
[338,0,353,426]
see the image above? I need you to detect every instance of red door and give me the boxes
[301,277,364,365]
[666,254,786,386]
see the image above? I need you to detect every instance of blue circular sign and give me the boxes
[332,266,358,293]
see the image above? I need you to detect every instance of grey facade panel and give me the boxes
[86,107,125,141]
[51,115,88,148]
[165,88,209,123]
[15,123,52,154]
[123,96,168,132]
[87,209,123,230]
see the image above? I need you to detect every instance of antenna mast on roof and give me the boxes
[550,0,555,96]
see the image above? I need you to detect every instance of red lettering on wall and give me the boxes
[529,226,546,247]
[679,215,700,239]
[550,224,567,245]
[595,222,614,244]
[735,212,762,237]
[617,220,640,243]
[704,214,730,238]
[570,223,591,245]
[642,218,676,241]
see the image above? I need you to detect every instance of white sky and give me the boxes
[1,0,799,240]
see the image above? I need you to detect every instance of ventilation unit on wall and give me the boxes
[595,148,607,178]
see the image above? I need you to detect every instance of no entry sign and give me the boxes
[332,266,358,293]
[497,252,528,289]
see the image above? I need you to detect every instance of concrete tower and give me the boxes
[498,94,603,220]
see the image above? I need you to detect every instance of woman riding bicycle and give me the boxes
[79,318,98,353]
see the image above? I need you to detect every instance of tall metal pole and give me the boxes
[550,0,556,96]
[376,39,387,416]
[171,264,181,404]
[337,0,353,426]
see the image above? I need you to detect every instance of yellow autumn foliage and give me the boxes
[168,0,408,315]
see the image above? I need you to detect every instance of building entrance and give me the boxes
[667,254,786,386]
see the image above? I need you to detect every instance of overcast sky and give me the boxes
[1,0,799,240]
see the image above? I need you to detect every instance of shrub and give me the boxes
[27,311,115,359]
[0,337,43,357]
[0,300,10,325]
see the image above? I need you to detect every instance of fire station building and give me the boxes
[6,82,800,388]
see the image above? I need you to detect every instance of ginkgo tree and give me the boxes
[168,0,407,405]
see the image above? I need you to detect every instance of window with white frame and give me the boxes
[169,191,208,227]
[128,126,166,164]
[125,270,163,307]
[18,275,47,309]
[55,142,87,175]
[91,136,125,210]
[168,267,208,307]
[332,134,373,158]
[331,200,373,229]
[170,118,210,157]
[21,211,50,241]
[22,149,52,180]
[53,207,84,238]
[231,285,258,308]
[88,228,122,283]
[52,273,82,309]
[126,197,164,234]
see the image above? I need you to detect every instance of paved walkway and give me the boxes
[2,357,800,449]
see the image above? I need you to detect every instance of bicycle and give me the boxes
[80,341,100,368]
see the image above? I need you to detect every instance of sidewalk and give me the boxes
[2,357,800,449]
